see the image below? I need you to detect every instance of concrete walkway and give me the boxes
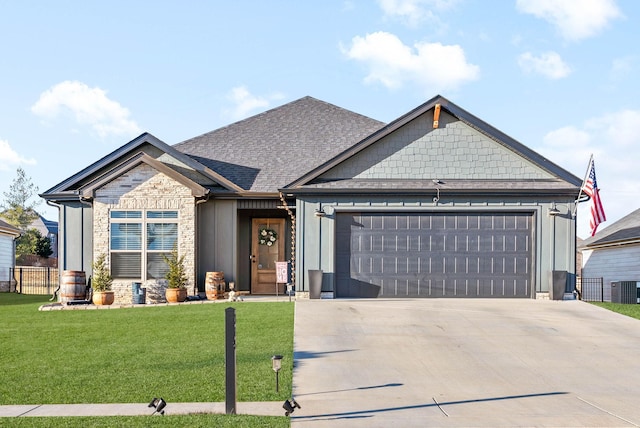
[0,402,284,417]
[290,299,640,427]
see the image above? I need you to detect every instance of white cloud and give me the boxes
[586,110,640,147]
[343,31,479,93]
[224,86,285,121]
[378,0,459,27]
[537,109,640,237]
[31,81,141,138]
[518,51,572,79]
[0,139,37,171]
[516,0,622,42]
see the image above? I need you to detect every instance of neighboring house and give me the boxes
[29,214,59,259]
[580,208,640,298]
[0,219,21,292]
[41,95,581,303]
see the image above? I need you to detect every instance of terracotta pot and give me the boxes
[166,287,187,303]
[92,291,115,306]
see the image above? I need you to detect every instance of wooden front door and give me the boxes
[251,218,286,294]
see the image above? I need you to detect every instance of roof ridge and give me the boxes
[174,96,383,148]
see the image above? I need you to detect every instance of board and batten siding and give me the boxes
[0,234,15,281]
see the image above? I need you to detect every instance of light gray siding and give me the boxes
[583,245,640,290]
[0,235,14,282]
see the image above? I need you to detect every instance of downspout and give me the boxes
[278,192,296,287]
[195,190,211,296]
[46,199,62,276]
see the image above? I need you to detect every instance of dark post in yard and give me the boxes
[225,307,236,414]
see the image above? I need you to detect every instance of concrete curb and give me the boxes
[0,401,286,417]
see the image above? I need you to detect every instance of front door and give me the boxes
[251,218,285,294]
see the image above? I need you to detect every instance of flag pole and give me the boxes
[572,153,593,218]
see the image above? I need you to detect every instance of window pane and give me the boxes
[147,223,177,250]
[111,253,142,278]
[147,211,178,219]
[111,223,142,250]
[110,211,142,219]
[147,252,169,279]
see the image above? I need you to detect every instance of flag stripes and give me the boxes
[582,159,606,236]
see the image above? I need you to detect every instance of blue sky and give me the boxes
[0,0,637,238]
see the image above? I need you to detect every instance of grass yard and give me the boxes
[0,293,293,426]
[4,414,289,427]
[590,301,640,320]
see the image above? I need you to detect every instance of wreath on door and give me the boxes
[259,228,278,246]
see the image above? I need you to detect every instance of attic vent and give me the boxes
[433,104,441,129]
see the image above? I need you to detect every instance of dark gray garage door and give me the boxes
[335,212,533,298]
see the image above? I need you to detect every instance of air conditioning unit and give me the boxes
[610,281,639,304]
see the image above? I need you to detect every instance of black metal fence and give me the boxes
[10,267,59,295]
[577,277,604,302]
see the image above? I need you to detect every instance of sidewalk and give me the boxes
[0,401,286,417]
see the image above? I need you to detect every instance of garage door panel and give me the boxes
[335,212,533,298]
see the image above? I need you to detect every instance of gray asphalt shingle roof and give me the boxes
[581,207,640,248]
[173,96,385,192]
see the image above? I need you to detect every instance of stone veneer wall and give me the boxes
[93,164,196,304]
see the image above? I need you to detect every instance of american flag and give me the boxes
[582,159,606,236]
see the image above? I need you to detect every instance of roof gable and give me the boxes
[285,95,581,191]
[79,152,209,198]
[42,133,241,200]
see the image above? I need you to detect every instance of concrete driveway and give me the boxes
[291,299,640,427]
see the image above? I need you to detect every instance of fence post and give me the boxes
[600,277,604,302]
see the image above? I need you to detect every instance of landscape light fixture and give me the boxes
[148,397,166,415]
[283,397,301,416]
[272,355,283,392]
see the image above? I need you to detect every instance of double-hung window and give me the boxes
[110,210,178,280]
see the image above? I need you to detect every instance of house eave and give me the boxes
[582,239,640,251]
[282,188,580,197]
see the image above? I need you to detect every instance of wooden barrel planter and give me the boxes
[205,272,225,300]
[59,270,87,303]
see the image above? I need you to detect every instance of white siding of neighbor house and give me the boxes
[582,244,640,295]
[0,234,15,281]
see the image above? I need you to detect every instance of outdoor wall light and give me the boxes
[314,208,326,217]
[283,397,301,416]
[548,205,562,216]
[272,355,283,392]
[148,397,166,415]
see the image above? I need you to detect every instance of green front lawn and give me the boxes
[0,293,293,426]
[590,301,640,320]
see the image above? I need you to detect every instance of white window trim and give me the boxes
[109,209,179,280]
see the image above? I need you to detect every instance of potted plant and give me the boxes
[163,246,188,303]
[92,253,114,305]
